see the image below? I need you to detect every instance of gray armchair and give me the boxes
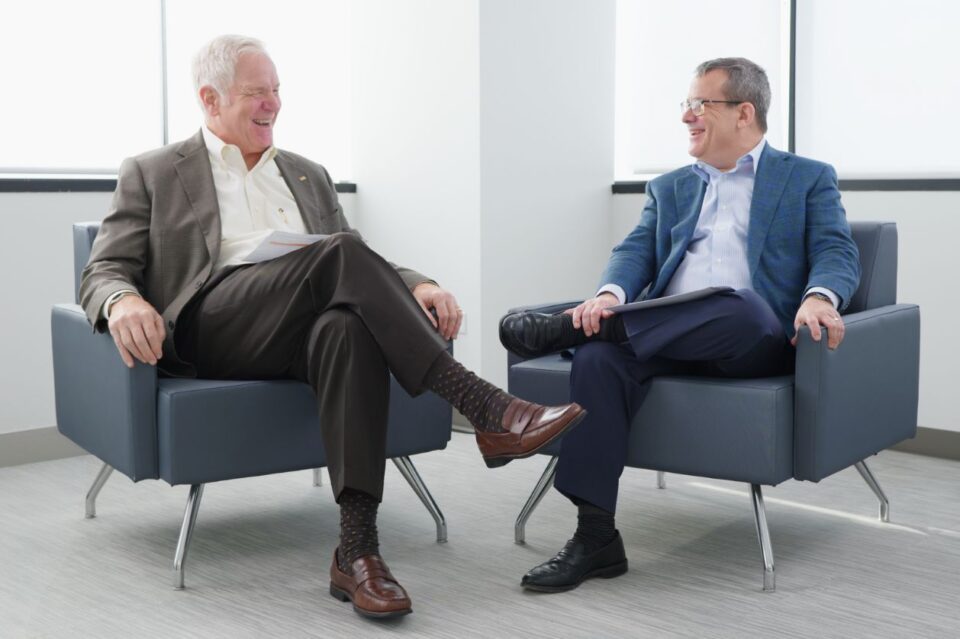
[506,221,920,591]
[52,222,452,588]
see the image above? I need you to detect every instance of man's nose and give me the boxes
[681,106,695,123]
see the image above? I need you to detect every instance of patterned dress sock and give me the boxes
[337,488,381,573]
[423,351,510,433]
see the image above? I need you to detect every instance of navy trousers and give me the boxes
[553,289,794,513]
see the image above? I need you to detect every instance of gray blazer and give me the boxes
[80,130,432,376]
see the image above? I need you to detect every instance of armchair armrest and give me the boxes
[793,304,920,482]
[51,304,159,481]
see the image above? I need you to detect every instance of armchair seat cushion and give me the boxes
[509,354,795,485]
[157,378,450,486]
[157,379,325,485]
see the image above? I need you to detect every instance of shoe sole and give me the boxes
[483,409,587,469]
[329,582,412,619]
[521,559,629,593]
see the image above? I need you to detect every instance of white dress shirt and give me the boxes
[201,126,307,270]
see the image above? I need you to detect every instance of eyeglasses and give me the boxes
[680,98,743,116]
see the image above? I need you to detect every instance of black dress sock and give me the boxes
[570,497,617,552]
[337,488,380,573]
[423,351,510,433]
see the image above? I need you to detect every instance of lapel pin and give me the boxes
[298,175,307,181]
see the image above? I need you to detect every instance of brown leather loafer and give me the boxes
[329,550,412,619]
[476,400,586,468]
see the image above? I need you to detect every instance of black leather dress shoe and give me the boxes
[521,532,628,592]
[499,312,573,359]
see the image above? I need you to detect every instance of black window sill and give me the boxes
[0,178,357,194]
[613,178,960,194]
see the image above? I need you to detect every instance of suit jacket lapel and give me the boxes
[275,153,322,234]
[671,171,706,253]
[650,170,705,296]
[174,130,221,262]
[747,145,793,274]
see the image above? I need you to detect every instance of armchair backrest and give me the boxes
[73,222,101,304]
[846,221,897,313]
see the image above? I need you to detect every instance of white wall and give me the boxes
[350,0,616,387]
[612,190,960,433]
[350,0,483,374]
[478,0,616,386]
[0,192,111,434]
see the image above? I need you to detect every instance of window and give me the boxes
[795,0,960,178]
[615,0,788,180]
[1,0,353,180]
[0,1,163,174]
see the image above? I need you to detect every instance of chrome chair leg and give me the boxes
[855,460,890,522]
[173,484,205,590]
[313,468,323,487]
[392,456,447,543]
[656,471,666,489]
[750,484,775,592]
[515,456,559,545]
[85,462,114,519]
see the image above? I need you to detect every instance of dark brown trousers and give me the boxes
[178,232,448,501]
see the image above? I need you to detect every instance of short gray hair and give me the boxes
[695,57,771,133]
[192,34,269,105]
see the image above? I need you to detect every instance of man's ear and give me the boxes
[737,102,757,129]
[199,86,220,116]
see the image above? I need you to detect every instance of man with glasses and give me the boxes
[499,57,860,592]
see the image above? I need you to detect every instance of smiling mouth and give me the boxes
[689,129,704,138]
[253,119,272,127]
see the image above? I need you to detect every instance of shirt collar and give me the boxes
[201,125,277,172]
[692,138,766,183]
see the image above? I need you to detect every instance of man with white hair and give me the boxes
[81,34,584,620]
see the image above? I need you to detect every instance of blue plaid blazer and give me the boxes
[600,145,861,337]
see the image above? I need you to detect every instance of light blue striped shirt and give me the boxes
[662,139,766,297]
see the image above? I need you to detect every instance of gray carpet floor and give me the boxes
[2,431,959,638]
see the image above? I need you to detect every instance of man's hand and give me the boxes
[107,295,166,368]
[412,283,463,341]
[791,296,844,350]
[565,292,619,337]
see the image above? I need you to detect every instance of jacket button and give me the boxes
[195,280,203,289]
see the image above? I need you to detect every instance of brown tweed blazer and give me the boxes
[80,130,431,376]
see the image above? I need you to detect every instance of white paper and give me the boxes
[244,230,329,263]
[609,286,734,314]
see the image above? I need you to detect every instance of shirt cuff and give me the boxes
[803,287,839,309]
[102,289,140,320]
[597,284,626,305]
